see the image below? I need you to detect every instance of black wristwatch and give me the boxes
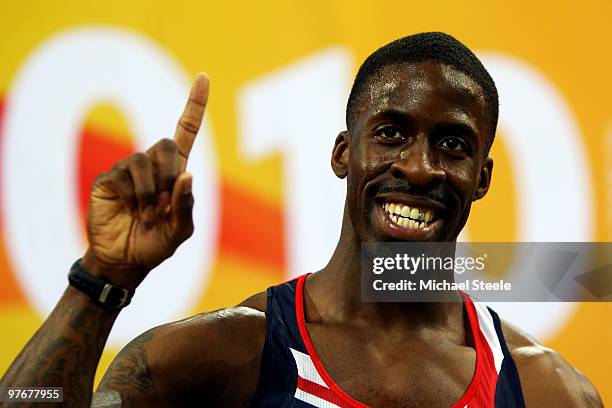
[68,259,134,309]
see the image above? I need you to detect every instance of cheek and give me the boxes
[351,143,399,175]
[346,145,397,214]
[440,159,480,201]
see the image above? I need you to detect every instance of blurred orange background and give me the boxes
[0,0,610,403]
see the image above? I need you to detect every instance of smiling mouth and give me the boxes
[380,202,434,230]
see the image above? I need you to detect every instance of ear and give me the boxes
[331,131,350,179]
[473,156,493,201]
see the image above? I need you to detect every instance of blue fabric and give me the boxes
[250,279,304,407]
[489,307,527,408]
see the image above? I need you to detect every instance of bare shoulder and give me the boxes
[95,292,268,407]
[237,290,268,312]
[500,319,603,408]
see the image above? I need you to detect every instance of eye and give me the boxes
[438,136,468,153]
[374,126,403,141]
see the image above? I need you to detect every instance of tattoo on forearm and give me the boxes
[0,289,119,408]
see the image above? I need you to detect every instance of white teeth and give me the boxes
[383,201,434,229]
[409,208,419,219]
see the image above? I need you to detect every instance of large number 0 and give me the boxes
[1,28,219,346]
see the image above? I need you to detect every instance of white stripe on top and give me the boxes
[290,347,329,388]
[472,302,505,373]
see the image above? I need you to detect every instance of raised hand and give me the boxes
[82,73,209,289]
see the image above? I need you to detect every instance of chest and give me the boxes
[303,324,479,408]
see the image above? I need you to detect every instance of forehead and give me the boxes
[359,61,488,130]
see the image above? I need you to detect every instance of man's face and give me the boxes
[333,61,493,242]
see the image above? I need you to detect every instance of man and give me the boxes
[0,32,603,407]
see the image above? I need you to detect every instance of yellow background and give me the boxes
[0,0,610,404]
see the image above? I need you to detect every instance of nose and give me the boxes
[390,137,446,187]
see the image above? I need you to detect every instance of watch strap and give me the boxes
[68,259,134,309]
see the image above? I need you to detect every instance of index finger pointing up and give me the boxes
[174,73,209,171]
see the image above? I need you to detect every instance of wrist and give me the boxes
[81,249,147,291]
[64,285,122,315]
[69,259,135,309]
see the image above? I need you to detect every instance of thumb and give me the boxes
[170,172,194,241]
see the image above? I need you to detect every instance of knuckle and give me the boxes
[111,167,129,180]
[158,138,177,152]
[91,171,110,188]
[130,152,150,166]
[112,158,128,170]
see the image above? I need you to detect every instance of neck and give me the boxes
[311,206,464,331]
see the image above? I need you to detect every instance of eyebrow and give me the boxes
[366,109,417,129]
[367,108,479,136]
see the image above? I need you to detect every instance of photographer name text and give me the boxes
[372,279,512,292]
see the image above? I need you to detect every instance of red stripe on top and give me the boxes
[452,293,496,408]
[461,296,500,407]
[295,274,498,408]
[297,376,347,407]
[295,274,369,408]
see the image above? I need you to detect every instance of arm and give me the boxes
[1,287,119,407]
[514,346,603,408]
[503,322,604,408]
[1,73,209,407]
[93,307,267,408]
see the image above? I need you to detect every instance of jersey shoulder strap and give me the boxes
[489,307,527,408]
[471,301,527,408]
[250,277,308,406]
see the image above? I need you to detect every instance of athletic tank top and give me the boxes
[250,274,526,408]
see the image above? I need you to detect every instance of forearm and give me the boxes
[1,286,120,407]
